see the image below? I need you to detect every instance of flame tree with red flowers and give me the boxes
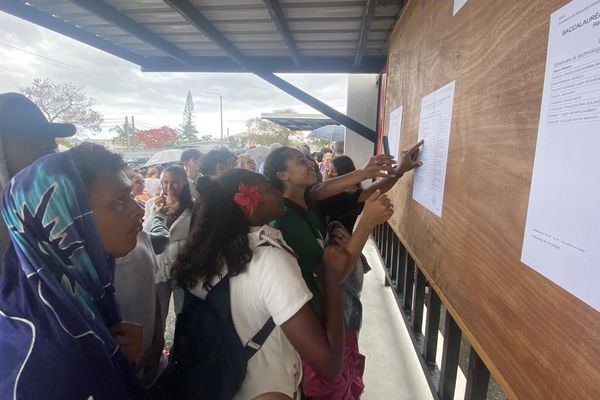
[135,126,178,149]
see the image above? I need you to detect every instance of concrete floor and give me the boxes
[360,238,433,400]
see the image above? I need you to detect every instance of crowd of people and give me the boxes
[0,92,423,400]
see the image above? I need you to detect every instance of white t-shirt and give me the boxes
[115,231,159,355]
[191,225,312,399]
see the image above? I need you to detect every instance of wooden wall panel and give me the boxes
[384,0,600,398]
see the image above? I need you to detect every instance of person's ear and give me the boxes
[277,170,289,183]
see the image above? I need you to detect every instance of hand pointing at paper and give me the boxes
[395,139,424,177]
[355,140,424,203]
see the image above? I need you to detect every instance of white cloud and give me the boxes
[0,11,348,139]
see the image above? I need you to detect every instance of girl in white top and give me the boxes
[171,169,351,399]
[144,165,193,337]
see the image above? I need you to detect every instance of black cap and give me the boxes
[0,92,76,139]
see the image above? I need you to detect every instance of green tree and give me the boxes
[111,116,138,148]
[20,78,104,135]
[178,90,198,143]
[244,109,303,147]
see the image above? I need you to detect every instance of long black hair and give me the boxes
[172,168,260,291]
[162,164,193,210]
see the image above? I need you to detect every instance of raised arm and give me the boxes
[308,154,396,201]
[280,245,349,381]
[358,140,424,203]
[331,190,395,271]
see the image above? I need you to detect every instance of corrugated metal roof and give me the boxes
[2,0,403,73]
[261,112,338,130]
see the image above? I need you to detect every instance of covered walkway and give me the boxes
[360,238,432,400]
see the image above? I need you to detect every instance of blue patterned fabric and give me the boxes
[0,151,149,399]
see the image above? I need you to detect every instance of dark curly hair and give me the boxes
[161,164,194,211]
[172,168,263,291]
[70,142,126,188]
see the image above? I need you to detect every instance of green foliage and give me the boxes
[20,77,104,135]
[308,138,331,149]
[56,137,73,149]
[111,117,138,148]
[178,90,198,143]
[228,134,244,150]
[244,109,304,147]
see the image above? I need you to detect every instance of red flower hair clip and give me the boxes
[233,183,263,217]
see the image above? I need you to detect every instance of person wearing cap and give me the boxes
[0,92,76,256]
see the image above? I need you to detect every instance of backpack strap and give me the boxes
[243,316,275,360]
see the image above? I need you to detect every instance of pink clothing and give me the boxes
[302,330,365,400]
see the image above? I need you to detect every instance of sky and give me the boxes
[0,11,349,139]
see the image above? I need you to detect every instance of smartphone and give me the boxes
[382,136,391,155]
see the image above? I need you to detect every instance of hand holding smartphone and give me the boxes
[382,136,391,156]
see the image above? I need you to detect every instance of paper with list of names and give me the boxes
[387,106,403,159]
[412,81,456,217]
[521,0,600,312]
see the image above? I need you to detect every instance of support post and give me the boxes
[256,72,377,142]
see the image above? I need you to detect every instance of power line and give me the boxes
[0,41,187,96]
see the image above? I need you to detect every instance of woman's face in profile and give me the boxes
[89,170,144,257]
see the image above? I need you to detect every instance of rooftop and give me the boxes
[261,112,338,130]
[2,0,404,73]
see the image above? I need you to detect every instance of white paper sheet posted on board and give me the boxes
[412,81,455,218]
[387,106,403,159]
[521,0,600,312]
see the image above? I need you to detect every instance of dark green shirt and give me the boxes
[271,199,326,318]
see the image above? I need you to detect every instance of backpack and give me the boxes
[164,274,275,400]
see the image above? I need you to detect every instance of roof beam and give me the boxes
[262,0,301,66]
[70,0,195,65]
[354,0,377,66]
[256,72,377,142]
[163,0,247,67]
[141,56,387,73]
[0,0,145,66]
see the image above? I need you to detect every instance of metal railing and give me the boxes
[373,222,506,400]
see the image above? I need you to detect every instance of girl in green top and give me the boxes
[263,145,423,317]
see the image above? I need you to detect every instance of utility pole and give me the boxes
[206,92,223,140]
[219,95,223,140]
[131,116,135,150]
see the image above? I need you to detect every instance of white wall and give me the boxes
[345,74,379,169]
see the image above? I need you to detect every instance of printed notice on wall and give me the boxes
[387,106,403,158]
[521,0,600,312]
[412,81,455,217]
[454,0,469,16]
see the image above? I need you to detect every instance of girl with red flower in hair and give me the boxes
[169,169,392,399]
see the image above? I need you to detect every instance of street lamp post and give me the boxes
[206,92,223,140]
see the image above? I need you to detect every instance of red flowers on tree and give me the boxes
[135,126,178,149]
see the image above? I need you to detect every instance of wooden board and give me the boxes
[384,0,600,398]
